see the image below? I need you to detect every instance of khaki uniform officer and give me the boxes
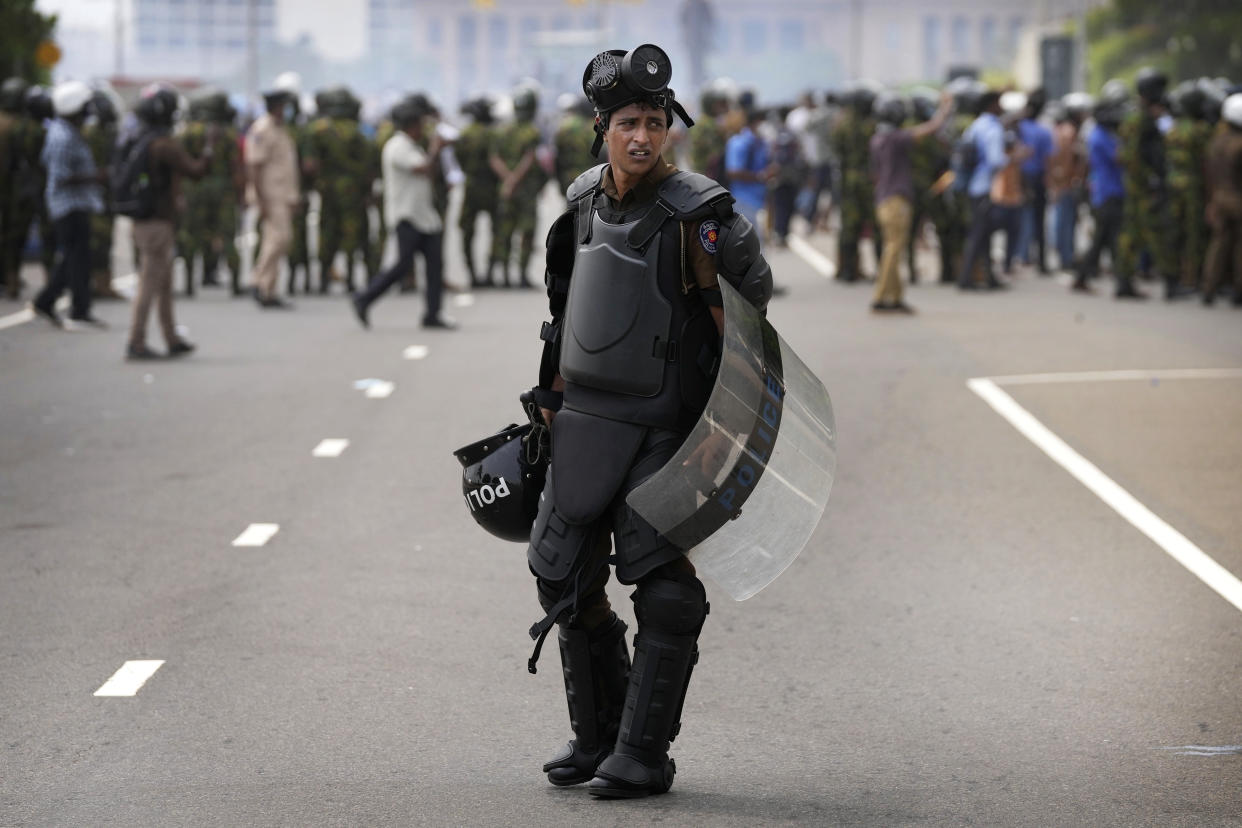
[245,89,300,308]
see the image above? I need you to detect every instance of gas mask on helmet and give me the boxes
[582,43,694,157]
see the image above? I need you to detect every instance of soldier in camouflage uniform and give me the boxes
[912,89,965,285]
[1116,68,1179,300]
[1165,80,1214,293]
[489,87,546,288]
[306,86,378,294]
[1,77,31,298]
[456,96,498,287]
[178,90,244,296]
[829,82,881,282]
[3,82,54,297]
[82,90,121,299]
[688,87,728,185]
[554,97,597,196]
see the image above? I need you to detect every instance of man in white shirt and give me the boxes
[351,95,453,330]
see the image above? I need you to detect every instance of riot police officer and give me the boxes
[526,45,772,798]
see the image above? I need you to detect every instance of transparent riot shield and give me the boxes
[626,278,837,600]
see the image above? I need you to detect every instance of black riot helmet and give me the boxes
[1198,78,1227,124]
[908,86,938,122]
[1,77,29,113]
[454,423,548,543]
[582,43,694,157]
[460,96,494,125]
[90,89,118,124]
[25,85,53,120]
[1169,80,1207,120]
[1134,66,1168,105]
[873,91,908,126]
[136,85,179,127]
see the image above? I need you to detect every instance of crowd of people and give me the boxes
[3,66,1241,359]
[0,71,597,360]
[686,71,1242,313]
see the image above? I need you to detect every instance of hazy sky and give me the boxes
[38,0,366,61]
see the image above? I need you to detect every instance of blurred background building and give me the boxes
[26,0,1199,113]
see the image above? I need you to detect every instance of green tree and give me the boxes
[0,0,57,83]
[1087,0,1242,91]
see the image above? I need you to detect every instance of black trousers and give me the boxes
[1077,196,1123,284]
[357,220,443,322]
[1022,173,1048,271]
[958,195,995,286]
[35,210,92,319]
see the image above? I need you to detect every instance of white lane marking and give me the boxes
[232,523,280,547]
[353,378,396,398]
[312,438,350,458]
[454,294,475,308]
[968,377,1242,616]
[1159,745,1242,756]
[403,345,429,360]
[0,307,35,330]
[991,368,1242,386]
[94,660,165,697]
[788,235,837,279]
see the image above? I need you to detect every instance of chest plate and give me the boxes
[560,210,672,397]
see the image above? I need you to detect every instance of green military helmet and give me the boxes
[1,77,30,113]
[317,85,361,120]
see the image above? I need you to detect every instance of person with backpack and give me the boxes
[30,81,106,330]
[119,85,215,360]
[957,89,1008,290]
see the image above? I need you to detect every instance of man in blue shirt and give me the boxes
[31,81,106,328]
[1016,89,1053,273]
[724,108,770,233]
[957,90,1008,289]
[1073,103,1127,294]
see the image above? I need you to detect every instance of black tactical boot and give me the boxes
[587,577,707,799]
[543,614,630,786]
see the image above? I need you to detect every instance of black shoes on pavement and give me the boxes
[30,302,62,328]
[125,340,194,361]
[422,316,457,330]
[350,294,370,329]
[871,301,916,314]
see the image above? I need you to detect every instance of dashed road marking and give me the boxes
[0,307,35,330]
[232,523,280,547]
[353,378,395,398]
[968,375,1242,616]
[403,345,430,360]
[94,660,165,697]
[312,438,350,458]
[454,294,475,308]
[788,235,837,279]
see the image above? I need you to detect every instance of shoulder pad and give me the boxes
[657,170,734,218]
[566,163,607,203]
[715,211,773,314]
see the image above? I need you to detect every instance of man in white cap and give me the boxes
[31,80,106,329]
[245,72,300,308]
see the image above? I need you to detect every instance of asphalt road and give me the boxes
[2,217,1241,827]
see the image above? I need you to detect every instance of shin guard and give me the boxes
[542,613,630,786]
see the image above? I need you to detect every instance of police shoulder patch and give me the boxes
[699,219,720,255]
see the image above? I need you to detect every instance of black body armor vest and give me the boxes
[559,168,731,431]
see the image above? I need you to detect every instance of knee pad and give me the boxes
[633,573,707,637]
